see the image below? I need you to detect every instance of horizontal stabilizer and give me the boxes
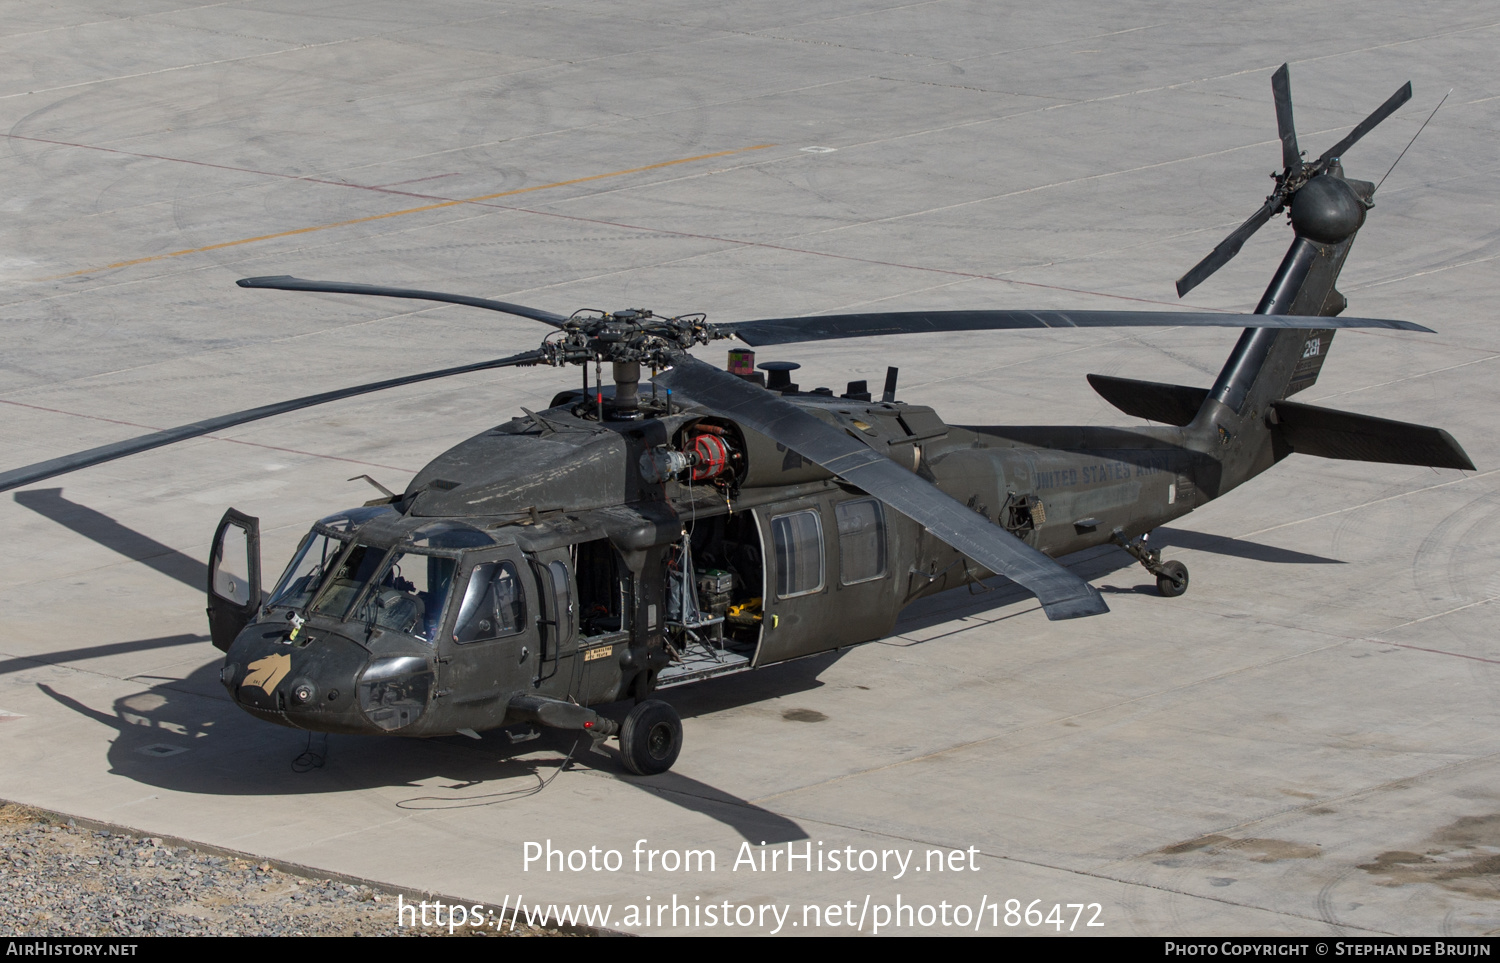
[1271,400,1475,470]
[1087,374,1209,427]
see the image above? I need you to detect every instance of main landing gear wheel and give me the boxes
[1156,560,1189,598]
[619,699,682,775]
[1111,527,1189,599]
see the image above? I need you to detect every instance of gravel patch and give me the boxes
[0,804,577,937]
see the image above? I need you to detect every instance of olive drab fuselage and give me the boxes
[209,384,1215,739]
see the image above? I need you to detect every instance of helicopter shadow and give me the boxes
[14,488,209,591]
[0,633,208,677]
[36,656,806,844]
[395,725,808,843]
[1088,526,1342,599]
[1153,526,1343,565]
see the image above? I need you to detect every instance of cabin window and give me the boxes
[836,498,886,585]
[772,509,824,598]
[452,561,525,644]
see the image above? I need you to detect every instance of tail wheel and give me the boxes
[1156,560,1189,598]
[620,699,682,775]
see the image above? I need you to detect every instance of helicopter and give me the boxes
[0,65,1472,776]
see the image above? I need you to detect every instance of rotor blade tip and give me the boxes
[1041,591,1110,620]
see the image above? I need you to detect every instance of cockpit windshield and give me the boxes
[267,506,399,613]
[308,542,388,621]
[267,530,351,611]
[269,513,463,643]
[305,543,456,643]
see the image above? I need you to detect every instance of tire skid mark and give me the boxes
[1315,867,1355,936]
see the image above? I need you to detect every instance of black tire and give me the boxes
[619,700,682,775]
[1156,560,1189,598]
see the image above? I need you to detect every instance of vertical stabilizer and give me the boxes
[1188,168,1380,497]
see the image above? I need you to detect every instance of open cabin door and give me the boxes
[528,547,580,695]
[207,508,261,652]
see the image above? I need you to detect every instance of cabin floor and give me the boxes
[656,626,756,689]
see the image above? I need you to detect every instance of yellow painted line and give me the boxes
[46,145,776,280]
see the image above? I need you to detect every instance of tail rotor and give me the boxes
[1176,64,1412,297]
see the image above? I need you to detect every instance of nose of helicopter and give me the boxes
[221,623,429,734]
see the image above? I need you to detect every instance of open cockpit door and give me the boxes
[207,508,261,652]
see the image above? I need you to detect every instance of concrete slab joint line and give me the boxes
[43,145,776,281]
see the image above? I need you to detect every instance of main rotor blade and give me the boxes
[0,349,542,495]
[727,304,1429,346]
[1317,81,1413,166]
[1272,64,1302,176]
[654,356,1108,621]
[1175,197,1276,297]
[238,276,569,328]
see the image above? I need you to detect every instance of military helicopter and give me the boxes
[0,66,1471,776]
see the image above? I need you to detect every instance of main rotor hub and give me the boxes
[538,309,727,368]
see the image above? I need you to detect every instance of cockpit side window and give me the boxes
[452,561,525,644]
[360,552,458,643]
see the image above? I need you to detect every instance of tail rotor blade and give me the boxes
[1176,66,1410,298]
[1317,81,1413,165]
[1272,64,1302,176]
[1175,198,1276,297]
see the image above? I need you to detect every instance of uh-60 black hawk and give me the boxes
[1,66,1473,776]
